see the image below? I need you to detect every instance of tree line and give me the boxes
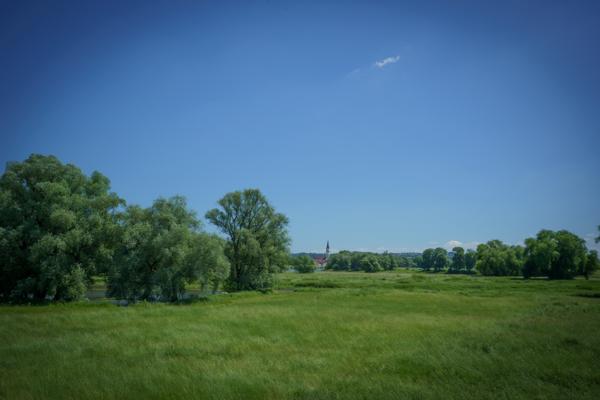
[0,155,289,302]
[296,230,600,279]
[414,230,599,279]
[325,251,416,272]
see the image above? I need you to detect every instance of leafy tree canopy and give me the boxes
[432,248,449,272]
[107,196,229,301]
[206,189,289,291]
[0,154,123,301]
[465,250,477,273]
[417,248,448,272]
[476,240,524,276]
[523,229,588,279]
[449,246,466,273]
[585,250,599,280]
[291,255,316,273]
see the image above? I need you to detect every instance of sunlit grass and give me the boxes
[1,271,600,399]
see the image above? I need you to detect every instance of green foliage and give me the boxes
[465,250,477,273]
[361,255,383,273]
[326,251,405,272]
[475,240,524,276]
[60,266,88,301]
[418,248,448,272]
[432,247,449,272]
[584,250,599,280]
[421,248,434,271]
[187,234,230,292]
[206,189,290,291]
[0,154,123,301]
[523,230,588,279]
[327,251,352,271]
[398,256,417,268]
[448,247,466,273]
[379,251,401,270]
[107,197,228,301]
[2,154,595,303]
[523,230,558,278]
[291,255,316,273]
[412,255,423,269]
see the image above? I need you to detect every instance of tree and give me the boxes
[523,230,587,279]
[0,154,123,301]
[583,250,599,280]
[421,249,434,271]
[476,240,523,276]
[398,256,415,269]
[349,253,366,271]
[187,233,230,293]
[432,248,448,272]
[379,252,399,270]
[362,255,383,273]
[465,250,477,273]
[449,247,465,273]
[412,255,423,269]
[327,251,352,271]
[523,231,558,278]
[596,225,600,243]
[107,196,217,301]
[206,189,290,291]
[292,255,316,273]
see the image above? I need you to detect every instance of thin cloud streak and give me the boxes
[374,55,400,68]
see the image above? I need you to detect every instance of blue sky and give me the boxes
[1,0,599,252]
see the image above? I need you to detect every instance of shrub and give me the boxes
[292,255,316,273]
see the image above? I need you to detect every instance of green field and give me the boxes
[1,271,600,399]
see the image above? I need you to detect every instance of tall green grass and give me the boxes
[1,271,599,399]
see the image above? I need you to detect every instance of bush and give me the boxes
[326,251,407,273]
[523,230,589,279]
[362,256,383,273]
[292,255,316,273]
[476,240,523,276]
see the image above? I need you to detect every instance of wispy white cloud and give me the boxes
[344,67,363,80]
[445,240,463,249]
[444,240,480,250]
[345,55,401,78]
[374,55,400,68]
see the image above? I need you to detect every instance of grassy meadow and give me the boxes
[1,271,600,399]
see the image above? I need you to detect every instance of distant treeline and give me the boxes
[293,252,421,259]
[419,231,599,279]
[326,251,417,272]
[327,231,599,279]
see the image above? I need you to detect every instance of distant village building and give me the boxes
[314,241,330,270]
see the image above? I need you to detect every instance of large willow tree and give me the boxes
[0,154,123,301]
[107,196,230,302]
[206,189,289,291]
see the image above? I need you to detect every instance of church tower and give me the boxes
[325,240,330,260]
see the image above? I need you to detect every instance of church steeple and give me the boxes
[325,241,330,260]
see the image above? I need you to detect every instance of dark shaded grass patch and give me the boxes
[574,292,600,299]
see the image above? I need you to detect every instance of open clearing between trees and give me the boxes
[1,271,600,399]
